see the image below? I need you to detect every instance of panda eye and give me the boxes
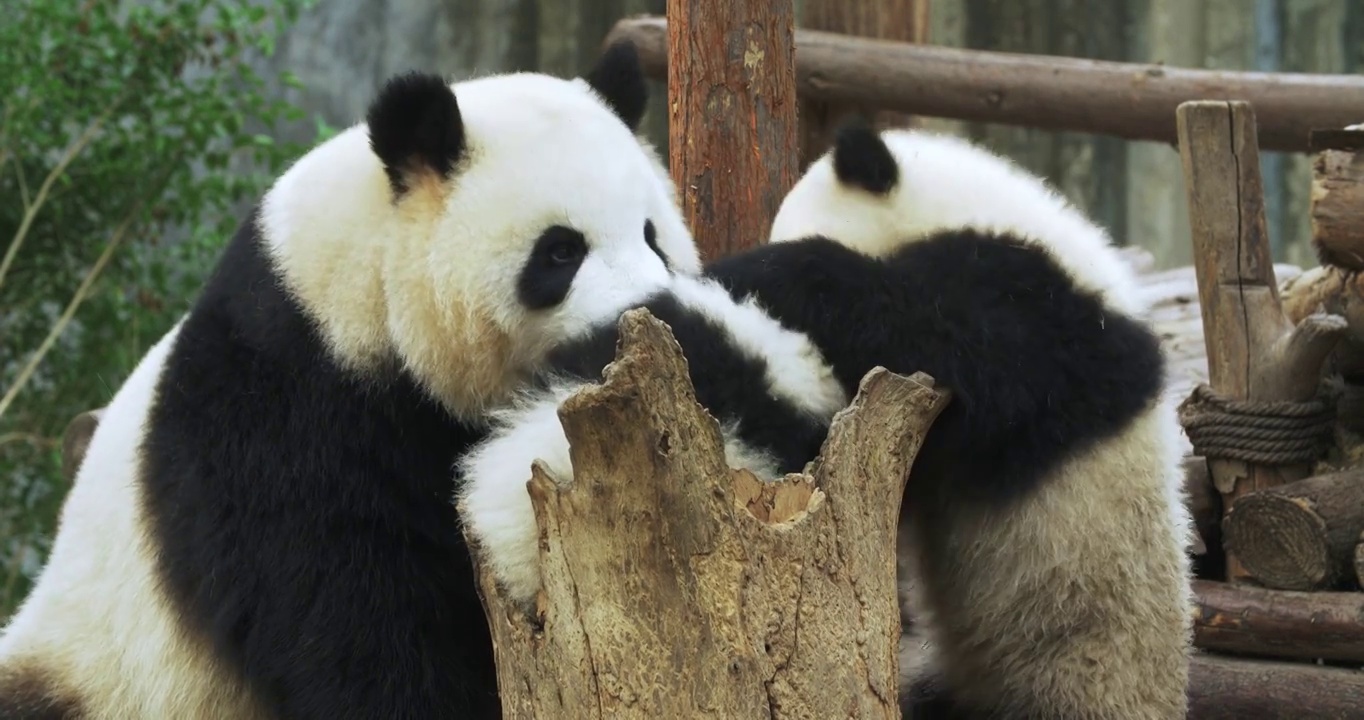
[547,240,581,265]
[536,226,587,267]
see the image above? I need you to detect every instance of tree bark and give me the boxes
[462,308,951,719]
[606,17,1364,154]
[664,0,798,261]
[1188,652,1364,719]
[1192,579,1364,662]
[1176,100,1347,582]
[797,0,930,167]
[1311,145,1364,271]
[1221,470,1364,590]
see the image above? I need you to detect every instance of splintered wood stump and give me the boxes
[462,309,951,719]
[1221,470,1364,590]
[1176,100,1348,582]
[665,0,799,260]
[1187,653,1364,719]
[1311,138,1364,271]
[1192,579,1364,662]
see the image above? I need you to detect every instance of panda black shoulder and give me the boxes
[889,227,1166,505]
[708,229,1165,507]
[136,210,497,716]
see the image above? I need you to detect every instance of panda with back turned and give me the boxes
[0,42,698,719]
[459,121,1193,720]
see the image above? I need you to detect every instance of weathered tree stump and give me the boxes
[1176,100,1348,582]
[461,308,950,719]
[1221,470,1364,590]
[1192,579,1364,662]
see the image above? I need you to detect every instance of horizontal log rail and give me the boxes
[605,16,1364,153]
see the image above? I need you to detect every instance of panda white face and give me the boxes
[260,42,698,419]
[768,123,1144,315]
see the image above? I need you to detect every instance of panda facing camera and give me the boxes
[459,121,1193,719]
[0,41,697,719]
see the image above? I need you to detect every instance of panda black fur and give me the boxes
[0,41,700,719]
[771,123,1195,720]
[459,122,1193,719]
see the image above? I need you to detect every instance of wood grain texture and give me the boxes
[665,0,798,261]
[607,17,1364,153]
[1221,470,1364,590]
[462,308,951,719]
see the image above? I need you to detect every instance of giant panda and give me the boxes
[457,121,1193,719]
[0,41,700,719]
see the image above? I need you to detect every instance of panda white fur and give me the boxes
[0,41,699,719]
[458,121,1193,719]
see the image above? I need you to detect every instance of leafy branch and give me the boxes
[0,97,123,292]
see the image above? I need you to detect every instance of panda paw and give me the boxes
[456,383,585,606]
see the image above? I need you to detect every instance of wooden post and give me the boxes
[464,309,951,718]
[666,0,799,261]
[1175,100,1347,582]
[797,0,930,167]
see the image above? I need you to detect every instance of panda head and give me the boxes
[260,41,699,420]
[769,120,1143,314]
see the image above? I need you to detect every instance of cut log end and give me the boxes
[1223,492,1331,590]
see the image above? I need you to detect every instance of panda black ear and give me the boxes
[366,71,467,197]
[584,40,648,132]
[832,119,899,195]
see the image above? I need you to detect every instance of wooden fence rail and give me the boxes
[605,16,1364,154]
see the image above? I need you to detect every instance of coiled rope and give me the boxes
[1177,383,1335,465]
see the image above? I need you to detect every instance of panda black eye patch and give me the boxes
[517,225,589,310]
[644,220,670,270]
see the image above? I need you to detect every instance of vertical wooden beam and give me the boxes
[796,0,930,167]
[1176,100,1347,582]
[666,0,799,261]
